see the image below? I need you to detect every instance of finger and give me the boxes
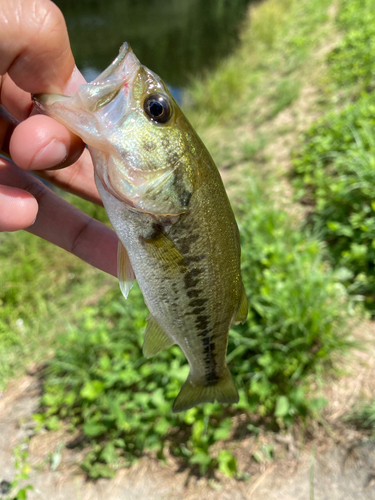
[9,114,84,171]
[0,73,32,121]
[2,107,100,205]
[29,185,118,277]
[0,184,38,231]
[0,1,87,168]
[0,0,75,94]
[0,158,117,276]
[35,148,102,206]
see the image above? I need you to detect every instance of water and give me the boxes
[55,0,253,94]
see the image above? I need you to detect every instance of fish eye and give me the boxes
[143,94,172,123]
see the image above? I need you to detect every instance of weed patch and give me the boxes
[0,194,113,388]
[328,0,375,94]
[293,0,375,312]
[35,182,351,478]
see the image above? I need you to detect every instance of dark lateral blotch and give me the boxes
[180,190,192,207]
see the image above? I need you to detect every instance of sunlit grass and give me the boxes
[0,201,115,388]
[187,0,331,127]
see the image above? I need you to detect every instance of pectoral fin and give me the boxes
[142,229,186,274]
[143,316,175,358]
[233,284,248,325]
[117,241,135,299]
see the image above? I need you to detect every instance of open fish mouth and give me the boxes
[32,43,142,145]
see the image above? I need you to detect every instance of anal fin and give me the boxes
[172,366,239,413]
[118,241,135,299]
[143,316,175,359]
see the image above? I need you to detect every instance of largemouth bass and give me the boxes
[33,43,248,412]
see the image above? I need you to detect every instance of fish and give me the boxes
[33,43,248,412]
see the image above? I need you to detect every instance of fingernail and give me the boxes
[30,139,68,170]
[64,66,86,94]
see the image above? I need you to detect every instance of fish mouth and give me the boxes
[32,43,192,217]
[32,43,141,140]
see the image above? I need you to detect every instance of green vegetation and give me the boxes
[35,181,350,478]
[188,0,331,127]
[344,400,375,431]
[293,95,375,310]
[0,219,114,387]
[3,442,33,500]
[328,0,375,94]
[1,0,372,483]
[293,0,375,311]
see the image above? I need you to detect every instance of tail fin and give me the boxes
[172,367,239,413]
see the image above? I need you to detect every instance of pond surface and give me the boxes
[55,0,253,95]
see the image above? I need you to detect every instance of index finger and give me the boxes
[0,0,87,172]
[0,0,75,94]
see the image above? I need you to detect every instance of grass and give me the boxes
[0,197,115,388]
[187,0,332,128]
[344,400,375,431]
[35,179,352,478]
[292,0,375,312]
[327,0,375,95]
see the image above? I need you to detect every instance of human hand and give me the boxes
[0,0,117,276]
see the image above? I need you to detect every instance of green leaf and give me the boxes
[46,416,61,431]
[275,396,289,417]
[213,418,232,441]
[309,396,328,412]
[190,450,213,474]
[82,421,107,437]
[100,443,118,464]
[218,449,237,477]
[80,380,105,401]
[154,418,170,436]
[84,462,115,479]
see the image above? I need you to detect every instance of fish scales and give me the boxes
[33,43,248,412]
[96,147,241,386]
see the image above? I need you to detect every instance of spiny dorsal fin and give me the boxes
[117,241,135,299]
[233,284,248,325]
[143,316,175,359]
